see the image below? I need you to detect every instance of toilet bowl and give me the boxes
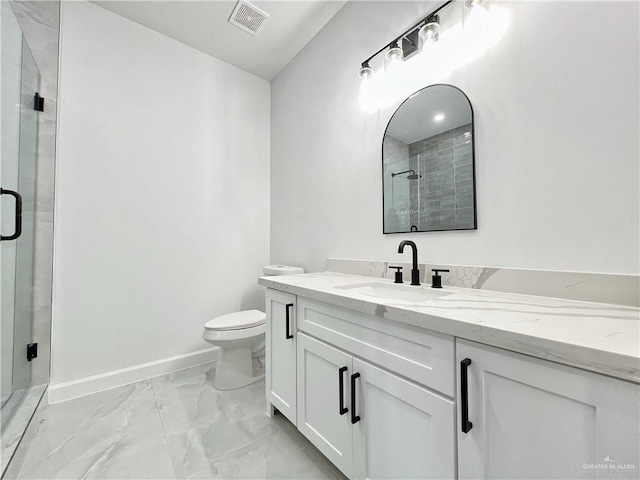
[203,310,266,390]
[203,265,304,390]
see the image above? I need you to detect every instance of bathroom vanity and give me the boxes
[260,272,640,480]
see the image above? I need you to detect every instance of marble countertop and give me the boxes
[258,272,640,384]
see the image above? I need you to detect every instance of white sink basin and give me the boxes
[334,281,451,303]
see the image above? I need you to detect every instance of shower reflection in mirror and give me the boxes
[383,84,477,234]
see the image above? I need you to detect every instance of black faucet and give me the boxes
[398,240,420,286]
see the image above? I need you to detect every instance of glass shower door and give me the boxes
[1,8,40,424]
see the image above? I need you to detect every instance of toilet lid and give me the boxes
[205,310,266,330]
[263,265,304,276]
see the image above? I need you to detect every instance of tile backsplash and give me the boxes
[326,258,639,307]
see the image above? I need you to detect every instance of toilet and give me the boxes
[203,265,304,390]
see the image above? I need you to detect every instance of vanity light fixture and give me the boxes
[357,0,453,83]
[360,0,509,112]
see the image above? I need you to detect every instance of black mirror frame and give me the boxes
[382,83,477,234]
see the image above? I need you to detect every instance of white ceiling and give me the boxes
[91,0,347,80]
[386,86,472,144]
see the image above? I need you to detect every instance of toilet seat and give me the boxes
[203,322,265,343]
[205,310,265,331]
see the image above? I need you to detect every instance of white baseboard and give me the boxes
[48,347,218,404]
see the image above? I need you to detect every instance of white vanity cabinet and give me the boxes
[456,339,640,480]
[294,297,457,479]
[265,289,297,423]
[265,287,640,480]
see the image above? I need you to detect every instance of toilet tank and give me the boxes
[263,265,304,276]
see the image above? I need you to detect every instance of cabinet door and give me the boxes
[352,358,456,480]
[297,333,354,477]
[457,339,640,480]
[266,289,297,424]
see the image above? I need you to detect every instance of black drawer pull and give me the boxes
[1,188,22,241]
[339,367,348,415]
[350,372,360,424]
[461,358,473,433]
[285,303,294,339]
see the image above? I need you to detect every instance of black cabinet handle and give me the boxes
[461,358,473,433]
[350,372,360,424]
[339,367,348,415]
[285,303,294,339]
[1,188,22,241]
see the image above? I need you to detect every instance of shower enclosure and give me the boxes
[1,1,58,472]
[383,155,422,233]
[2,11,39,409]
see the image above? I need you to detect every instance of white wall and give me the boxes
[271,1,640,275]
[51,1,270,386]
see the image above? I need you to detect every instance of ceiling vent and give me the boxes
[228,1,269,36]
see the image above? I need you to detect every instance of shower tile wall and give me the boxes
[408,124,473,231]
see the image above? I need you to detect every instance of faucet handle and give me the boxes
[389,266,403,284]
[431,269,450,289]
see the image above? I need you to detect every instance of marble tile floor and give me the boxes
[4,364,345,479]
[1,385,47,476]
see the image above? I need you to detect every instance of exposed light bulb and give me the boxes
[385,41,403,62]
[358,62,373,80]
[418,17,441,51]
[358,60,379,105]
[434,113,445,122]
[464,0,485,8]
[424,29,436,43]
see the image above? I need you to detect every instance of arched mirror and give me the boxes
[382,84,476,233]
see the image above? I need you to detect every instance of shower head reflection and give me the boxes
[391,169,421,180]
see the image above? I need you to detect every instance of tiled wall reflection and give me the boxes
[408,124,474,230]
